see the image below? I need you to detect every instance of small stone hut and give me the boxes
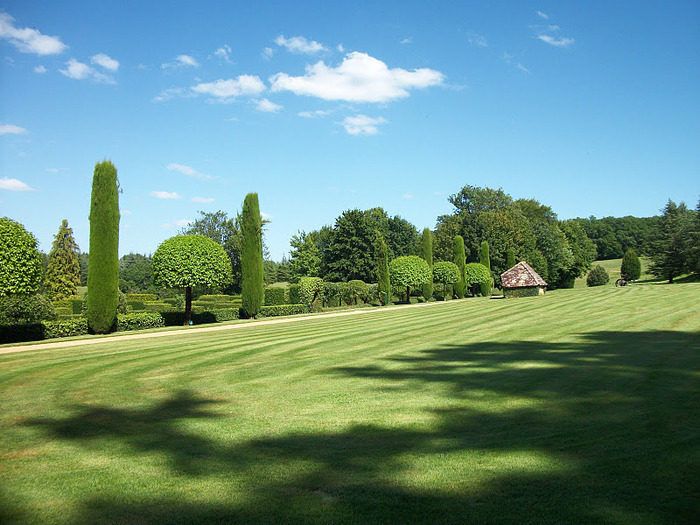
[501,261,547,298]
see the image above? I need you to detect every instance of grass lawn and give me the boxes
[574,257,654,288]
[1,284,699,524]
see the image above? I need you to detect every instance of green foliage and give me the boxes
[586,265,610,287]
[264,287,287,306]
[374,231,391,305]
[0,217,43,297]
[45,219,81,301]
[87,160,120,334]
[506,248,516,269]
[119,253,155,293]
[433,261,459,300]
[298,277,323,306]
[289,230,322,281]
[152,234,233,324]
[78,252,89,286]
[648,200,695,283]
[126,293,158,302]
[421,228,434,300]
[347,280,369,305]
[504,287,542,298]
[479,241,492,297]
[53,297,83,315]
[389,255,431,301]
[241,193,264,318]
[259,304,308,317]
[323,209,379,282]
[0,293,56,325]
[43,318,88,339]
[620,249,642,281]
[464,263,491,290]
[453,235,467,299]
[571,215,660,259]
[558,220,597,288]
[321,282,343,307]
[117,312,165,332]
[288,284,301,304]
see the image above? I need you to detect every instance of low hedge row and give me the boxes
[259,304,308,317]
[264,287,287,306]
[117,312,165,331]
[125,293,158,302]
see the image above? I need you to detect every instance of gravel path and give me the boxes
[0,300,449,355]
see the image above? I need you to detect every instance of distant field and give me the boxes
[575,257,653,288]
[1,284,698,524]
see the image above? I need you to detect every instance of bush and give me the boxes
[621,249,642,281]
[0,294,56,325]
[126,293,158,302]
[116,312,165,332]
[288,284,301,305]
[259,304,308,317]
[347,280,369,305]
[0,217,43,296]
[208,308,239,322]
[128,300,146,311]
[43,318,88,339]
[298,277,323,306]
[322,282,343,307]
[264,287,287,306]
[586,265,610,287]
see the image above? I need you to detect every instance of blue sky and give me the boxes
[1,1,698,261]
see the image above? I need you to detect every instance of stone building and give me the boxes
[501,261,547,298]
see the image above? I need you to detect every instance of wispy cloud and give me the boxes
[33,65,47,73]
[153,87,189,102]
[166,163,213,180]
[537,35,575,48]
[0,123,28,135]
[342,115,387,135]
[270,52,444,103]
[91,53,119,71]
[261,47,274,60]
[537,11,549,20]
[255,98,282,112]
[275,35,327,54]
[0,177,34,191]
[468,32,488,48]
[0,12,67,55]
[191,197,215,203]
[60,58,115,83]
[191,75,265,102]
[214,44,232,63]
[162,54,199,69]
[150,190,182,199]
[400,37,412,45]
[298,109,333,118]
[403,193,414,200]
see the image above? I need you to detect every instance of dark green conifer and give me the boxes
[374,230,390,305]
[453,235,467,298]
[45,219,81,301]
[479,240,492,297]
[87,160,120,333]
[421,228,434,300]
[241,193,264,318]
[620,249,642,281]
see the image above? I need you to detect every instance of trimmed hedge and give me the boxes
[504,287,542,298]
[126,293,158,302]
[117,312,165,332]
[264,287,287,306]
[43,318,89,339]
[288,284,301,305]
[259,304,308,317]
[128,300,146,311]
[198,294,241,302]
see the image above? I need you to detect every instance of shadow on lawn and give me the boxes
[21,331,700,524]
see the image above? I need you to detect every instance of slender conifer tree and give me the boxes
[241,193,264,317]
[421,228,434,300]
[45,219,81,300]
[453,235,467,298]
[87,160,120,333]
[479,240,492,297]
[374,230,390,305]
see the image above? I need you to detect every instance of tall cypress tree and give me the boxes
[45,219,81,300]
[479,240,492,297]
[421,228,434,300]
[453,235,467,299]
[87,160,120,333]
[241,192,264,318]
[374,230,390,305]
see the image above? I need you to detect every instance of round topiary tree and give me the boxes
[152,235,233,325]
[620,249,642,281]
[433,261,460,301]
[465,262,491,296]
[45,219,81,301]
[389,255,431,303]
[586,265,610,287]
[0,217,43,297]
[241,193,264,318]
[87,160,120,334]
[453,235,467,299]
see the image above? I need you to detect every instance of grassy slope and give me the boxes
[1,284,699,524]
[575,257,654,288]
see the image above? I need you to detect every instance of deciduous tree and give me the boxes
[0,217,43,297]
[389,255,431,303]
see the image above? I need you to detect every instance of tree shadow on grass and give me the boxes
[18,331,700,524]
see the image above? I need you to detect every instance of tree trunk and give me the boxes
[184,286,192,325]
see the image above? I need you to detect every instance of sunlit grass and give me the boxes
[1,284,699,524]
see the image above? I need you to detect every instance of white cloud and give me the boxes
[537,11,549,20]
[342,114,387,135]
[298,109,332,118]
[516,63,530,74]
[166,163,212,180]
[255,98,282,112]
[191,197,215,203]
[403,193,414,200]
[548,25,560,31]
[275,35,327,54]
[0,177,34,191]
[91,53,119,71]
[537,35,575,48]
[337,44,345,53]
[0,123,28,135]
[191,75,265,101]
[468,33,488,48]
[46,168,59,173]
[261,47,274,60]
[270,52,445,103]
[150,190,182,199]
[214,44,232,62]
[34,65,47,73]
[162,54,199,69]
[153,87,188,102]
[0,12,67,55]
[400,37,412,45]
[60,58,115,83]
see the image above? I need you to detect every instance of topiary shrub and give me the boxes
[298,277,323,306]
[241,192,264,318]
[465,263,491,296]
[117,312,165,332]
[264,287,286,306]
[42,318,88,339]
[0,294,56,325]
[453,235,467,299]
[433,261,460,301]
[620,249,642,281]
[126,293,158,302]
[288,284,301,305]
[586,265,610,287]
[389,256,431,303]
[259,304,308,317]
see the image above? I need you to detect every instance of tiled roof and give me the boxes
[500,261,547,288]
